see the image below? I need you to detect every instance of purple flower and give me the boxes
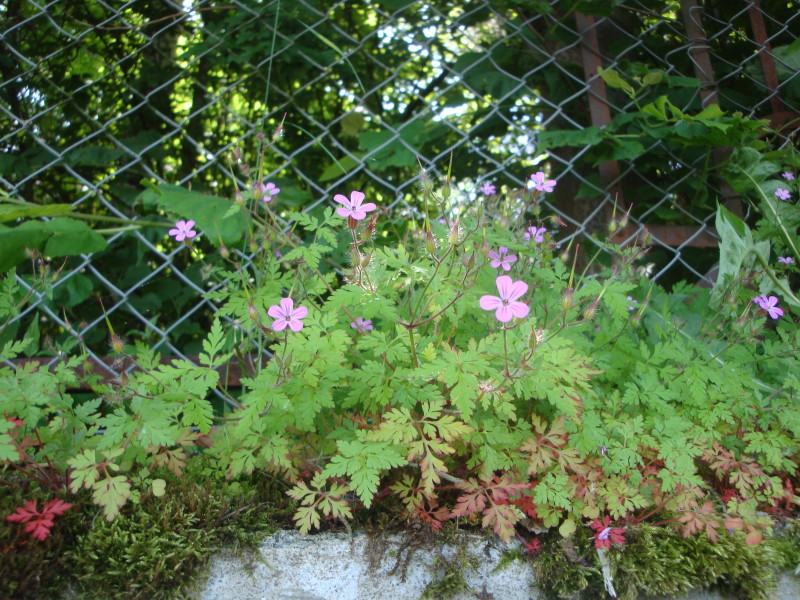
[524,226,547,243]
[168,220,197,242]
[350,317,373,333]
[627,296,638,311]
[530,171,556,193]
[267,298,308,332]
[333,190,377,221]
[783,172,795,181]
[597,527,612,541]
[775,188,791,201]
[256,181,280,202]
[778,257,795,265]
[480,181,496,196]
[601,444,607,457]
[479,275,529,323]
[753,295,784,320]
[488,247,518,272]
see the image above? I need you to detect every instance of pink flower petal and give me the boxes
[480,295,503,310]
[333,194,351,208]
[506,280,528,302]
[350,191,365,205]
[279,298,294,314]
[288,318,305,332]
[267,304,283,319]
[509,301,529,319]
[292,306,308,320]
[495,305,513,322]
[272,319,287,332]
[495,275,513,299]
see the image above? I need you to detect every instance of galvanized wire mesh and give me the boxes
[2,0,798,375]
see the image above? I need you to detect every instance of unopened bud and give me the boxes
[442,180,451,200]
[561,288,574,310]
[479,238,490,259]
[448,219,460,245]
[249,239,259,254]
[247,302,259,322]
[110,333,125,354]
[638,228,652,247]
[420,170,434,192]
[583,300,599,322]
[220,243,230,259]
[608,220,617,233]
[361,252,372,268]
[235,190,246,206]
[233,147,242,162]
[462,252,475,269]
[426,227,436,255]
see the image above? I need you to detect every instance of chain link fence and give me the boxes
[2,0,798,378]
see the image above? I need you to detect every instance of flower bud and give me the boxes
[420,170,434,192]
[110,333,125,354]
[220,243,230,259]
[561,287,574,311]
[608,220,617,233]
[361,252,372,268]
[442,180,451,200]
[247,302,259,322]
[233,147,242,162]
[426,227,436,255]
[448,219,460,245]
[638,228,652,247]
[249,239,259,254]
[479,237,490,259]
[235,190,246,206]
[583,299,599,321]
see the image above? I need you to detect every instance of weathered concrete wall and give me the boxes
[195,530,800,600]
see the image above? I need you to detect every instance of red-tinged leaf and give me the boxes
[482,503,523,543]
[6,498,72,541]
[745,529,763,545]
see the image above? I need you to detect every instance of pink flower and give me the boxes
[7,499,72,541]
[350,317,373,333]
[778,257,795,264]
[480,182,496,196]
[333,190,376,221]
[480,275,529,322]
[530,171,556,193]
[753,295,784,319]
[267,298,308,332]
[783,172,795,181]
[775,188,791,201]
[488,247,517,271]
[524,226,547,243]
[627,296,638,311]
[256,181,280,202]
[168,220,197,242]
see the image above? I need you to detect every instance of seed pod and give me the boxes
[426,227,437,255]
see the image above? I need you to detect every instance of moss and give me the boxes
[532,528,600,600]
[770,520,800,573]
[610,525,780,600]
[2,456,294,600]
[420,538,479,600]
[0,484,87,600]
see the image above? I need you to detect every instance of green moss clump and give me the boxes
[611,525,778,600]
[532,529,599,600]
[1,456,294,600]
